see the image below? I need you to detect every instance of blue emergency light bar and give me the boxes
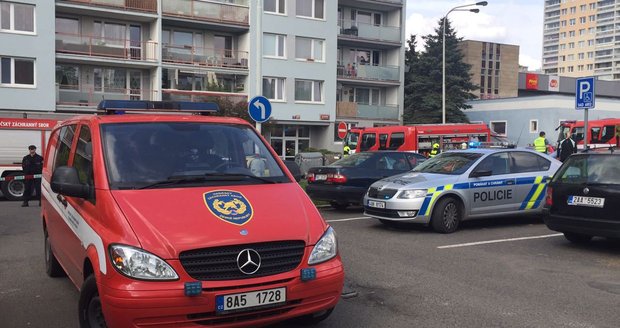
[97,100,219,115]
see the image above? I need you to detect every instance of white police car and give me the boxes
[364,148,562,233]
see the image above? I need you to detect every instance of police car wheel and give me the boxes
[563,232,592,244]
[44,229,66,278]
[293,307,334,325]
[431,197,462,234]
[79,275,108,328]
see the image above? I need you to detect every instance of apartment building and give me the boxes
[543,0,620,80]
[0,0,406,155]
[459,40,519,99]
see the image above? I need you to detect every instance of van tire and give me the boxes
[431,197,462,234]
[79,275,108,328]
[44,230,66,277]
[1,172,26,201]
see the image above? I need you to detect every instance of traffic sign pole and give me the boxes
[584,109,588,149]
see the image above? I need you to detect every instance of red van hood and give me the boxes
[111,183,326,259]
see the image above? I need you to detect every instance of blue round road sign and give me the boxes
[248,96,272,123]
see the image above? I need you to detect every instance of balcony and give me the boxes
[162,0,249,26]
[162,90,247,104]
[57,0,157,13]
[56,33,157,62]
[162,44,248,69]
[336,102,399,120]
[337,63,399,82]
[56,85,156,107]
[338,19,401,44]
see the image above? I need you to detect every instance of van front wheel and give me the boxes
[79,275,107,328]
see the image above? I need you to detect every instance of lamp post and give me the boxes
[442,1,488,124]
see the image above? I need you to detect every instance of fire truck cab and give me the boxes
[556,118,620,149]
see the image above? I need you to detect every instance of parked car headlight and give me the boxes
[308,227,338,265]
[109,244,178,280]
[398,189,427,199]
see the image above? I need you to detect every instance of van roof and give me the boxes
[62,114,252,126]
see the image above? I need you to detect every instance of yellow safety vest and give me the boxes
[534,137,547,153]
[429,149,439,157]
[343,145,351,156]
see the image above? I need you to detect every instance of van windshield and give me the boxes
[101,122,289,189]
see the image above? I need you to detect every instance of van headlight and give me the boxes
[308,227,338,265]
[109,244,178,280]
[398,189,427,199]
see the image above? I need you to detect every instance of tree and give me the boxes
[403,18,478,124]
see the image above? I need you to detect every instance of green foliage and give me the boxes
[403,18,478,124]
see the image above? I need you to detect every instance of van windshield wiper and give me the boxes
[137,173,277,189]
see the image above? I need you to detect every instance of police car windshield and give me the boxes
[412,152,483,175]
[101,122,289,189]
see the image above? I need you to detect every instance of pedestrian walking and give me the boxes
[533,131,551,154]
[557,132,577,162]
[21,145,43,207]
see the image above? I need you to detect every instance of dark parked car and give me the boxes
[543,148,620,243]
[306,151,426,210]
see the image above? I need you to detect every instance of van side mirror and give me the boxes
[51,166,91,198]
[284,160,303,182]
[470,169,492,178]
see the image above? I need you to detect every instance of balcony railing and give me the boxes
[56,33,157,61]
[58,0,157,13]
[338,19,401,43]
[162,90,248,104]
[162,44,248,68]
[163,0,249,26]
[337,63,399,82]
[56,85,156,106]
[336,102,399,120]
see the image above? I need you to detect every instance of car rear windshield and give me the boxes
[101,122,289,189]
[553,154,620,184]
[331,152,374,167]
[412,152,483,175]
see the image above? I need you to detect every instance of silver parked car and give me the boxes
[364,148,563,233]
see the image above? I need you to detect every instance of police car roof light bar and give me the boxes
[97,100,219,115]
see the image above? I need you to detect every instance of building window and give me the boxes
[578,53,584,59]
[568,42,575,49]
[570,6,576,14]
[295,79,323,102]
[529,120,538,133]
[580,4,586,11]
[577,65,584,71]
[567,66,574,72]
[569,30,575,37]
[55,65,79,90]
[569,18,575,25]
[264,0,285,14]
[296,0,324,19]
[495,61,500,70]
[587,64,593,70]
[263,33,285,58]
[567,54,574,61]
[0,1,34,33]
[588,15,595,22]
[490,121,507,136]
[263,77,285,101]
[295,37,324,62]
[93,68,126,92]
[0,57,34,86]
[579,17,586,23]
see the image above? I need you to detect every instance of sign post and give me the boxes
[575,77,595,149]
[248,96,272,133]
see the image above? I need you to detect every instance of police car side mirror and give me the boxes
[284,160,303,182]
[470,169,492,178]
[51,166,91,199]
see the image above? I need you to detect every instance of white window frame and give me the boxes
[262,76,285,102]
[264,0,285,15]
[0,56,35,88]
[490,120,507,137]
[294,79,323,103]
[296,0,324,20]
[263,33,286,59]
[0,1,35,35]
[529,120,538,134]
[295,36,324,62]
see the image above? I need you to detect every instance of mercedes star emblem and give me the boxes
[237,249,261,275]
[583,187,589,195]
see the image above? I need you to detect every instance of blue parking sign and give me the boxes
[575,77,595,110]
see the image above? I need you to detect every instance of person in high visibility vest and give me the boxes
[343,144,351,157]
[533,131,550,154]
[429,143,441,158]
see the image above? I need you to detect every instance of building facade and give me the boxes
[543,0,620,80]
[0,0,406,157]
[459,40,519,99]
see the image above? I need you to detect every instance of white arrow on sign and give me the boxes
[253,100,266,120]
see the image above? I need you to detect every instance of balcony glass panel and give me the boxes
[337,101,398,120]
[163,0,249,25]
[57,85,155,106]
[59,0,157,12]
[162,44,248,68]
[337,63,399,81]
[56,33,157,61]
[339,19,400,43]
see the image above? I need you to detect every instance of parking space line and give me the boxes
[326,217,372,223]
[437,233,564,249]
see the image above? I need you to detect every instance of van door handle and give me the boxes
[57,194,67,207]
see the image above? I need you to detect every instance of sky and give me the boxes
[406,0,544,70]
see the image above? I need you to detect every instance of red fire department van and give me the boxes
[0,117,58,200]
[555,118,620,149]
[344,123,491,156]
[42,101,344,327]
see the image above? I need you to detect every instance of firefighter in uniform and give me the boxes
[343,144,351,157]
[429,143,441,158]
[21,145,44,207]
[534,131,550,154]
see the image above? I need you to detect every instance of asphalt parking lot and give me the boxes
[1,199,619,328]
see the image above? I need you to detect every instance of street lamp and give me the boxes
[442,1,488,124]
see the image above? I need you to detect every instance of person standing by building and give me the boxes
[534,131,550,154]
[21,145,43,207]
[557,132,577,162]
[429,143,441,158]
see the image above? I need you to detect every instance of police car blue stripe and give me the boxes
[453,183,469,190]
[516,177,536,185]
[520,185,538,210]
[419,196,432,215]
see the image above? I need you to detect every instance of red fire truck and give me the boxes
[344,123,491,156]
[555,118,620,150]
[0,117,59,200]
